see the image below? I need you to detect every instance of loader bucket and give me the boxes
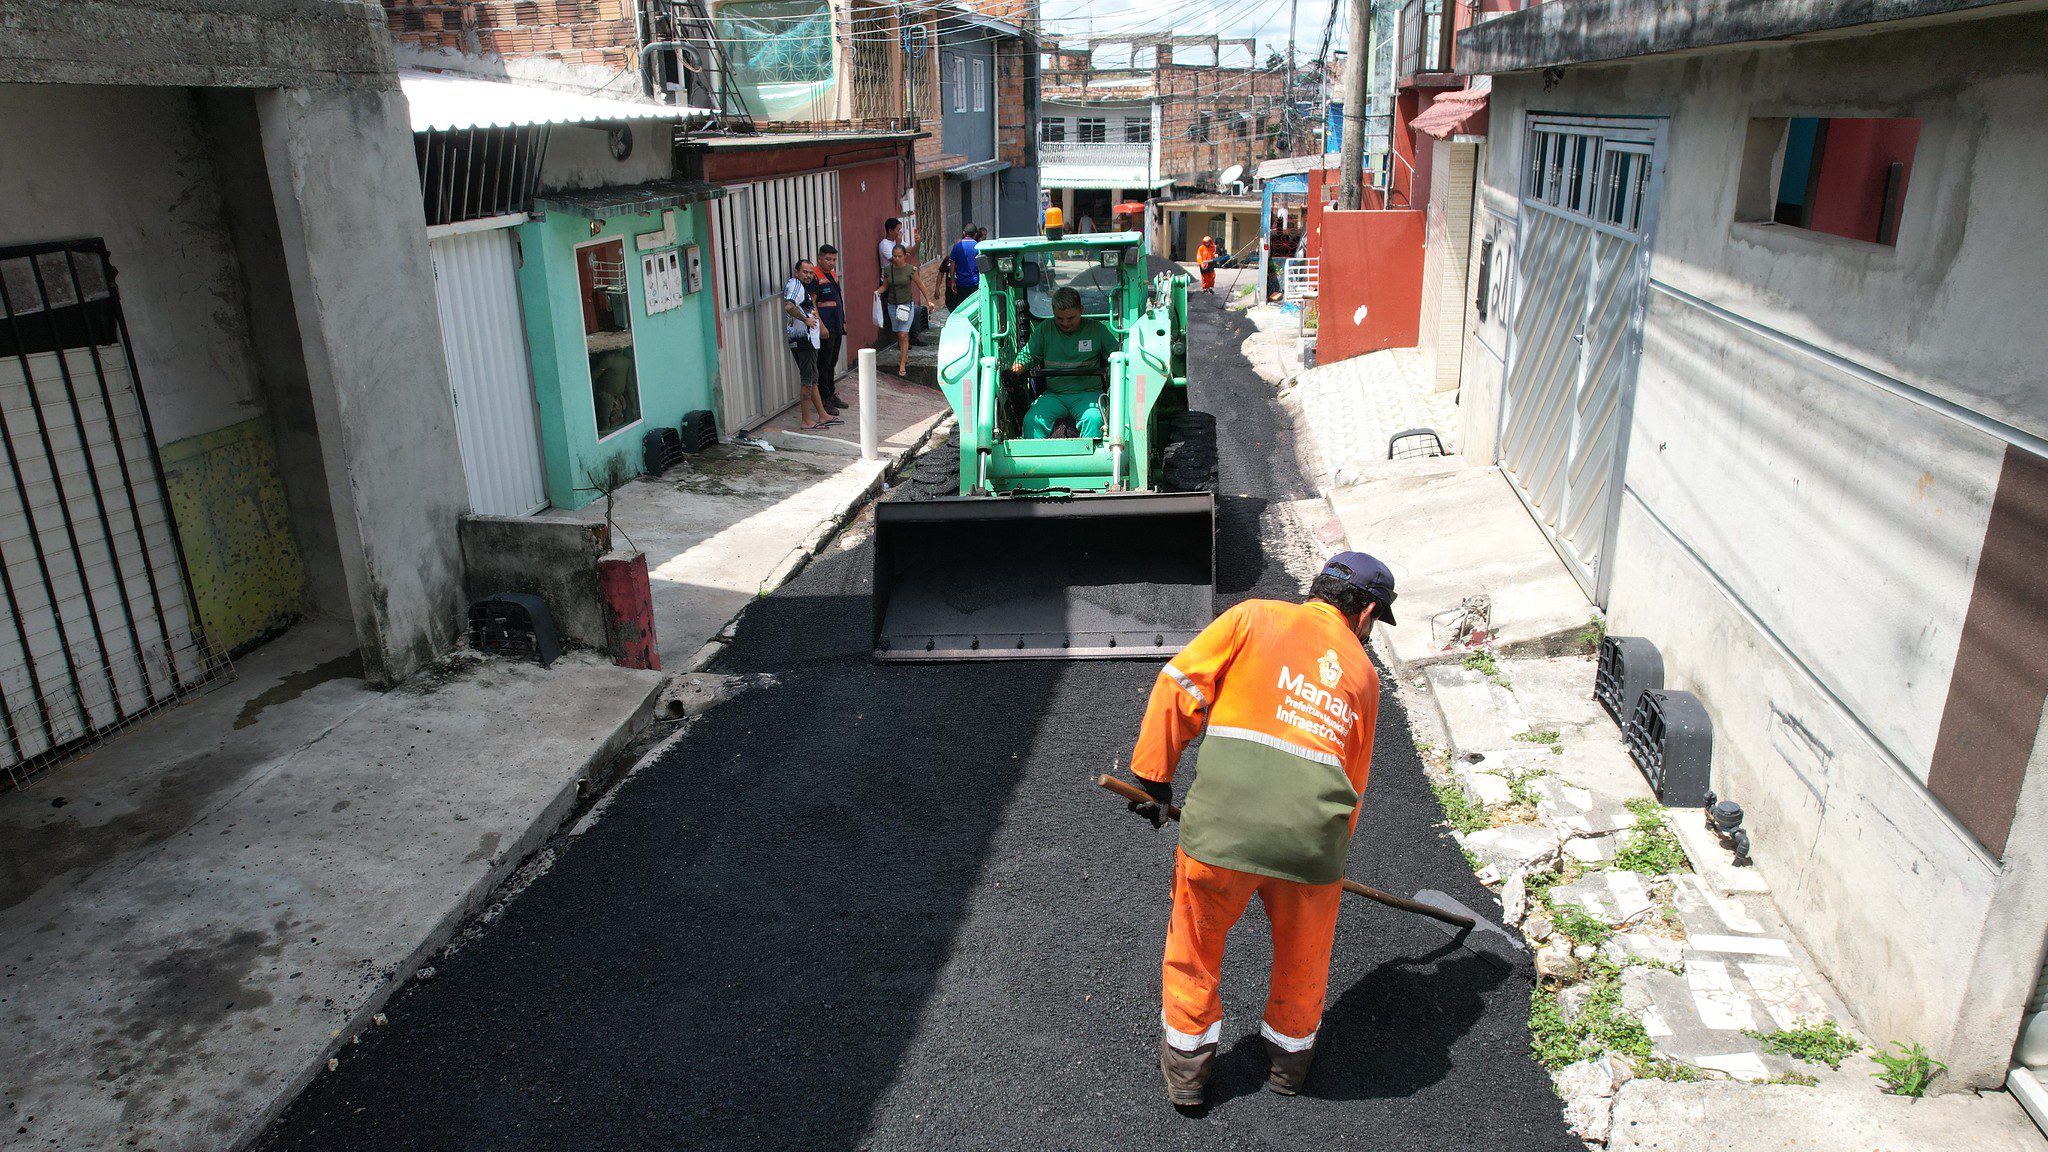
[873,492,1216,661]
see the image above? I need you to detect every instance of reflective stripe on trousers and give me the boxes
[1161,846,1341,1052]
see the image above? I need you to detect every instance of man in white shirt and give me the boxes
[879,218,903,266]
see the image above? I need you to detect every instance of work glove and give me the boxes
[1127,777,1174,829]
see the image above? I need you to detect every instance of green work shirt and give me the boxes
[1016,318,1118,394]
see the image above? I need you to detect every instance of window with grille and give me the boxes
[973,59,986,112]
[1078,117,1106,144]
[1042,117,1066,143]
[951,57,967,114]
[1524,126,1653,234]
[1124,118,1150,144]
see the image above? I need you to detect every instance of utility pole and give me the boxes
[1336,0,1371,210]
[1284,0,1298,151]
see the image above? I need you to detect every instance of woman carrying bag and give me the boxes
[876,245,930,378]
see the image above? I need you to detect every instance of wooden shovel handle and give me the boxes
[1092,774,1475,929]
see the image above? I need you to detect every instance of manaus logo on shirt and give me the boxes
[1078,339,1094,353]
[1318,648,1343,688]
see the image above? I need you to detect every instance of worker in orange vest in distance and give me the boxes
[1195,236,1218,293]
[1120,552,1398,1106]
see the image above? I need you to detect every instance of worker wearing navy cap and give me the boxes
[1120,551,1397,1106]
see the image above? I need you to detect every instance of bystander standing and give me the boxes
[810,244,847,413]
[783,259,836,430]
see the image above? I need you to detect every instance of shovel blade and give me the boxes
[1410,889,1528,973]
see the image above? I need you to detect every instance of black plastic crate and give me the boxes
[679,409,717,453]
[1595,635,1665,728]
[468,593,560,668]
[1624,689,1713,807]
[643,426,683,475]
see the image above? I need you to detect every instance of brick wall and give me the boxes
[994,41,1036,169]
[381,1,638,71]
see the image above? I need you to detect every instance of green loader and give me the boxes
[872,231,1218,662]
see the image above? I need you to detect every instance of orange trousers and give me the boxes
[1200,266,1216,290]
[1161,847,1343,1054]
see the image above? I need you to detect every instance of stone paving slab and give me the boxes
[1286,347,1460,487]
[1608,1080,2048,1151]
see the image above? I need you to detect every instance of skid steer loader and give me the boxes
[872,231,1216,662]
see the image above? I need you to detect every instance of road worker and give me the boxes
[1009,286,1116,439]
[1122,552,1398,1105]
[1195,236,1218,293]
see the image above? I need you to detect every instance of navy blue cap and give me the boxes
[1319,551,1398,625]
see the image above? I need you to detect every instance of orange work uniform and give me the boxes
[1195,240,1218,290]
[1131,598,1380,1055]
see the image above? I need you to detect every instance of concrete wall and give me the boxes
[256,84,474,684]
[539,122,674,193]
[1469,10,2048,1084]
[458,514,609,649]
[516,202,718,510]
[0,84,314,651]
[196,89,351,629]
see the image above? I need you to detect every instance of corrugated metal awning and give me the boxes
[1410,78,1491,141]
[400,70,713,132]
[534,178,725,220]
[945,159,1012,180]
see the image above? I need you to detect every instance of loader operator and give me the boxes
[1009,286,1117,439]
[1120,552,1398,1106]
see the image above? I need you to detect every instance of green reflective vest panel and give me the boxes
[1178,730,1359,885]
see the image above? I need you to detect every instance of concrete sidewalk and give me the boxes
[1325,463,1595,670]
[537,374,947,671]
[4,379,945,1151]
[1,622,662,1151]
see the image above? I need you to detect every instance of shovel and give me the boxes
[1095,775,1528,972]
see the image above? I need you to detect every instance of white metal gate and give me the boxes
[0,240,225,783]
[429,226,548,516]
[707,172,841,434]
[1499,117,1662,603]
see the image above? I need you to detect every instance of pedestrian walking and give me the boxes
[783,259,836,430]
[1118,553,1398,1106]
[876,244,928,378]
[1195,236,1218,293]
[940,224,981,311]
[810,244,847,413]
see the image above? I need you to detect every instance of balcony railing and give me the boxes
[1399,0,1454,79]
[1039,140,1155,182]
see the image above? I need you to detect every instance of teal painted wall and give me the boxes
[517,204,719,510]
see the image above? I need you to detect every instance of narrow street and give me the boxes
[257,290,1578,1150]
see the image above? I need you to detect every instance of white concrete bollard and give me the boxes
[858,347,879,461]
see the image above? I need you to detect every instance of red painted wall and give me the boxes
[1807,118,1920,244]
[837,158,900,348]
[698,142,910,350]
[1315,209,1426,365]
[1394,90,1426,210]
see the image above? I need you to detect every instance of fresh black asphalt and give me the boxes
[258,286,1580,1151]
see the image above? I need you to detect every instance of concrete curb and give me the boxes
[236,670,661,1151]
[685,412,954,674]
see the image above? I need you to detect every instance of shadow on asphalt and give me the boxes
[256,273,1580,1152]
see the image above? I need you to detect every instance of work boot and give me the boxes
[1159,1032,1217,1107]
[1262,1036,1316,1096]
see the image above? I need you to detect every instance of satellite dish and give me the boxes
[1219,163,1244,187]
